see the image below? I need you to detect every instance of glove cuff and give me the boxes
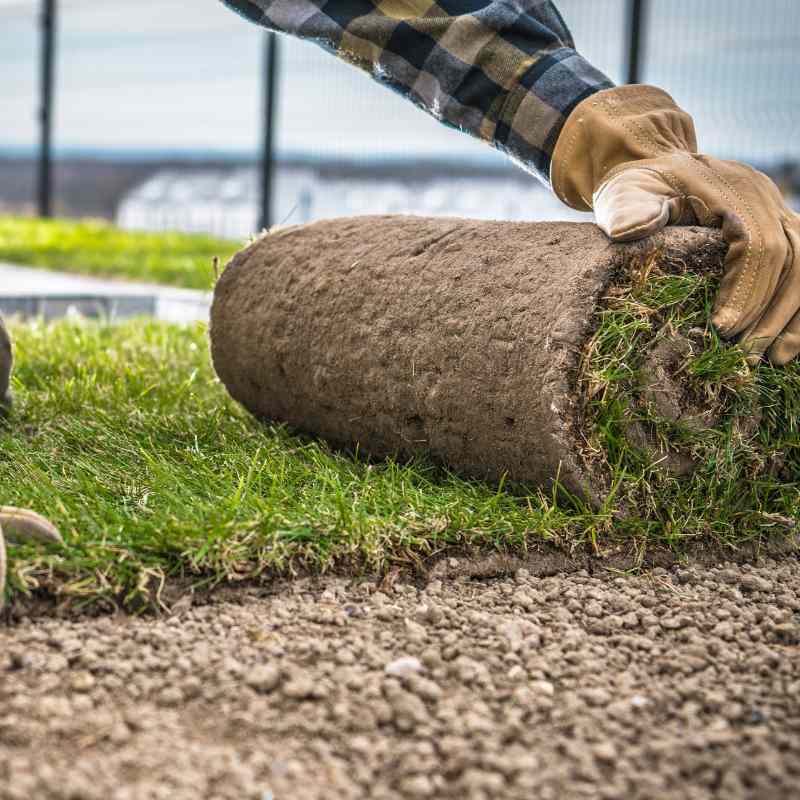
[550,85,698,211]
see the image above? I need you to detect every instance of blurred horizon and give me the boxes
[2,0,798,232]
[2,0,800,167]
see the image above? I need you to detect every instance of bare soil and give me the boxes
[2,557,799,800]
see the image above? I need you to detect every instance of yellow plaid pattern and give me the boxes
[220,0,613,183]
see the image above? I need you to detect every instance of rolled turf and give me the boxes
[210,217,797,516]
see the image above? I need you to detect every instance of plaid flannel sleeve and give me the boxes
[220,1,614,186]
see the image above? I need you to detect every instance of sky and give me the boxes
[1,0,799,167]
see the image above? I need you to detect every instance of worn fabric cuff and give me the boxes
[493,49,614,186]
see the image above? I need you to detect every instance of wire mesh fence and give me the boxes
[1,0,798,235]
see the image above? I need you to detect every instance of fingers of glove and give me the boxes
[593,168,682,242]
[0,507,63,545]
[689,161,792,339]
[710,206,787,339]
[767,308,800,365]
[738,219,799,363]
[765,219,800,365]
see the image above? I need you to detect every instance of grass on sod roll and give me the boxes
[580,252,799,547]
[1,259,798,610]
[0,216,239,290]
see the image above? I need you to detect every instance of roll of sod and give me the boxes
[210,217,796,511]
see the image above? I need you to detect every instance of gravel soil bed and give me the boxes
[2,559,799,800]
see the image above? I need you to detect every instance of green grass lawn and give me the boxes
[0,216,240,290]
[2,319,581,610]
[1,218,798,611]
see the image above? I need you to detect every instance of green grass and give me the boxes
[2,319,585,610]
[1,220,798,611]
[0,216,240,289]
[3,302,797,610]
[580,252,799,547]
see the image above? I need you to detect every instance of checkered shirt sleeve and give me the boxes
[220,0,614,186]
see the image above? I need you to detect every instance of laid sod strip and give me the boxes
[1,308,797,610]
[2,319,582,610]
[0,216,239,290]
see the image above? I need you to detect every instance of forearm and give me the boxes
[219,1,613,185]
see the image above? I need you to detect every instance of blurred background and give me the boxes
[1,0,799,239]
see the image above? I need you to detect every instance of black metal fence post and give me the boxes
[259,31,280,231]
[37,0,56,218]
[625,0,647,85]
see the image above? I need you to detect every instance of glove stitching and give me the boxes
[555,98,602,205]
[772,219,800,349]
[600,93,664,160]
[679,153,763,325]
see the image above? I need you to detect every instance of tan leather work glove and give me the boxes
[551,85,800,365]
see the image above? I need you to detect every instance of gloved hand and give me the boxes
[551,85,800,365]
[0,323,64,609]
[0,507,63,610]
[0,317,12,407]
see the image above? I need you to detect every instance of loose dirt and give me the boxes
[2,558,799,799]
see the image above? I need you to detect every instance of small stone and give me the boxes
[713,621,735,640]
[511,591,536,611]
[719,568,741,584]
[182,676,203,699]
[7,651,32,671]
[593,741,618,763]
[740,575,772,593]
[399,774,435,798]
[246,664,281,693]
[70,671,96,693]
[620,611,640,629]
[157,687,183,707]
[420,647,443,669]
[660,615,690,630]
[582,688,612,707]
[335,648,356,665]
[585,601,603,618]
[385,657,424,678]
[109,722,131,745]
[283,674,316,700]
[409,676,442,702]
[342,603,366,618]
[416,603,444,625]
[771,623,799,644]
[45,654,69,673]
[404,618,428,642]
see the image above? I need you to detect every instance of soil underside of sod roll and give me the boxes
[211,217,798,535]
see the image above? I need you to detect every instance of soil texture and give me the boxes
[2,558,799,800]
